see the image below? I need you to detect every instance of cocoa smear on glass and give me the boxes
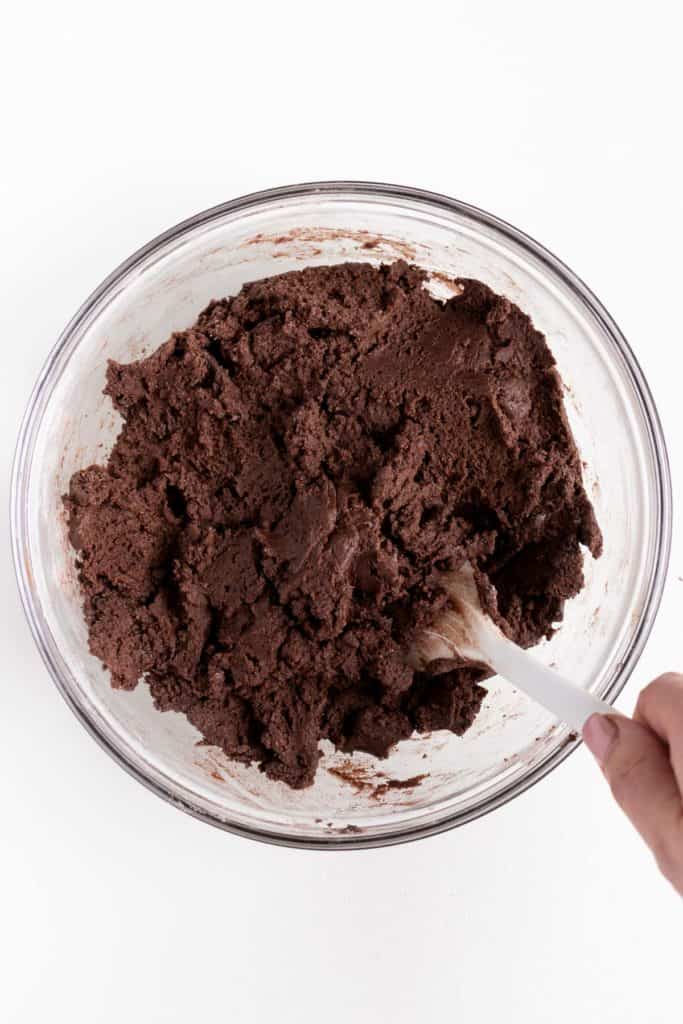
[65,261,601,788]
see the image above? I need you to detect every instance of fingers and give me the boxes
[583,712,683,894]
[634,673,683,790]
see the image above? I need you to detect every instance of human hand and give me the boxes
[583,673,683,895]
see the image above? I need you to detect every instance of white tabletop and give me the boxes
[2,2,681,1021]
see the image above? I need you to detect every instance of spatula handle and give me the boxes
[480,624,614,733]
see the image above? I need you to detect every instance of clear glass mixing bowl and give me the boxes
[11,182,672,849]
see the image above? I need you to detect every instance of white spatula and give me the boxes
[410,563,612,732]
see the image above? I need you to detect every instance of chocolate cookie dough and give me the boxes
[66,261,601,788]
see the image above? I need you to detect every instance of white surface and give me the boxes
[1,2,681,1021]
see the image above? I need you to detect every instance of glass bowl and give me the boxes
[11,182,672,849]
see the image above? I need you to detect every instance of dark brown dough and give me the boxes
[65,262,602,788]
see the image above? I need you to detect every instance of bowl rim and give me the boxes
[10,179,673,850]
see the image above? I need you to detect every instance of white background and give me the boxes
[2,2,681,1021]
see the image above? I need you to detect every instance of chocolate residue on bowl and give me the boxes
[327,762,427,800]
[372,774,428,799]
[246,227,418,261]
[327,764,378,793]
[427,270,466,295]
[64,261,601,789]
[381,773,427,790]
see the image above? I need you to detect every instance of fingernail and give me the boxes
[582,714,618,766]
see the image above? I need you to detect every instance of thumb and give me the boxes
[583,713,683,880]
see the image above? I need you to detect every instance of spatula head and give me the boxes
[409,562,491,670]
